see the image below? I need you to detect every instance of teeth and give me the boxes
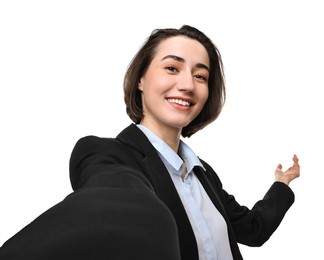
[167,98,191,107]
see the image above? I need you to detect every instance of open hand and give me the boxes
[275,154,300,185]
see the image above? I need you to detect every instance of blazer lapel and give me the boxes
[194,166,226,215]
[117,124,199,260]
[194,167,243,260]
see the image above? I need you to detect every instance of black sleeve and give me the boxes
[224,181,294,247]
[0,136,181,260]
[200,159,295,247]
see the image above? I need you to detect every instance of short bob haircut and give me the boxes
[124,25,225,137]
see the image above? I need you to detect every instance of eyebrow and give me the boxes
[161,55,210,72]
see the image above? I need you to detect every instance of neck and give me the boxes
[139,121,181,153]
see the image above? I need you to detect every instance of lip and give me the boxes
[166,96,195,107]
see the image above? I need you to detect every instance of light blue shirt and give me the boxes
[137,125,233,260]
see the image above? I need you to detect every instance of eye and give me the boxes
[165,66,178,72]
[194,74,208,81]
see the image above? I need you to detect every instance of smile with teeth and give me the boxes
[167,98,191,107]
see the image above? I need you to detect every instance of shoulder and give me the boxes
[69,135,131,167]
[72,124,144,154]
[74,135,116,146]
[69,134,139,190]
[72,135,123,153]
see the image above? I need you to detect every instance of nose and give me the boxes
[177,72,195,93]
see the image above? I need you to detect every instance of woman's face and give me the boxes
[138,36,210,136]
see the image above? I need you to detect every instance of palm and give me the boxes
[275,154,300,185]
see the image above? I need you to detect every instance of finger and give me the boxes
[293,154,299,164]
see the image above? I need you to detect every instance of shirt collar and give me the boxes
[137,124,206,173]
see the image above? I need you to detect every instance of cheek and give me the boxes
[197,88,209,113]
[140,74,165,94]
[193,89,208,117]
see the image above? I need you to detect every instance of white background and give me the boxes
[1,1,323,259]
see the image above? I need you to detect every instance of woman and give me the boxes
[0,25,300,260]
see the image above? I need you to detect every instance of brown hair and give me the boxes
[123,25,225,137]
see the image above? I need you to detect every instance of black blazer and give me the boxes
[0,124,295,260]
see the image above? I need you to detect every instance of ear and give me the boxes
[138,78,143,91]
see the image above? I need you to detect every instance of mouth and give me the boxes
[166,98,192,107]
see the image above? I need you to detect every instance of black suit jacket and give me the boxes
[0,124,295,260]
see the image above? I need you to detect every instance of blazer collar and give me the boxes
[117,124,155,155]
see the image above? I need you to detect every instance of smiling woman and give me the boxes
[0,25,300,260]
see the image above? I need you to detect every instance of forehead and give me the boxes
[154,36,209,65]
